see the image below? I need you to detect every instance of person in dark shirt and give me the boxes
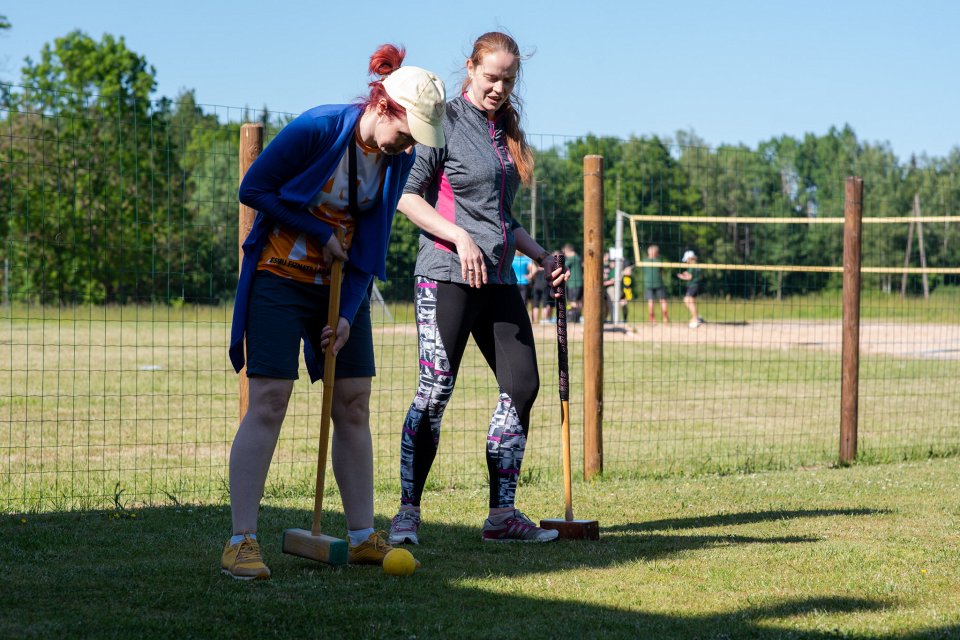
[563,244,583,322]
[677,250,704,328]
[642,244,669,323]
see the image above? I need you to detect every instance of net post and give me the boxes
[613,209,624,324]
[913,194,930,300]
[238,123,264,422]
[583,155,604,480]
[840,176,863,465]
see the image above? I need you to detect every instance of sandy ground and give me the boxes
[576,320,960,360]
[378,320,960,360]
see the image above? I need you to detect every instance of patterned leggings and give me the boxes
[399,277,540,509]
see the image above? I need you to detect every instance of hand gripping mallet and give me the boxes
[282,235,349,565]
[540,253,600,540]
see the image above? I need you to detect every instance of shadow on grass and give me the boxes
[606,508,892,533]
[1,504,953,639]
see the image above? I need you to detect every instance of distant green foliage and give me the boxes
[1,32,239,304]
[524,125,959,299]
[1,30,958,304]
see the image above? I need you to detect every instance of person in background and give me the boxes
[677,249,704,328]
[642,244,669,323]
[602,250,614,322]
[511,250,532,313]
[620,263,634,322]
[563,243,583,323]
[527,257,549,323]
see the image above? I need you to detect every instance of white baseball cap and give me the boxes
[382,66,446,148]
[682,250,697,263]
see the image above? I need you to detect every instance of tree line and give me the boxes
[2,30,957,305]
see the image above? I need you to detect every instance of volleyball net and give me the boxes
[595,204,960,476]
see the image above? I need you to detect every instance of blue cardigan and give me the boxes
[230,103,415,382]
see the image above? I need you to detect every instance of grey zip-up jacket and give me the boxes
[402,95,522,285]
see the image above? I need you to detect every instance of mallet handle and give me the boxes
[561,400,573,521]
[312,232,344,536]
[553,254,574,521]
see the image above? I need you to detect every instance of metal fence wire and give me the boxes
[1,86,958,511]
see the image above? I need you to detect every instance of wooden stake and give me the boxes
[582,155,604,480]
[840,177,863,465]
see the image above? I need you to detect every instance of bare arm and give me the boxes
[398,193,486,286]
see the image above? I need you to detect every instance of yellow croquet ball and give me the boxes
[383,548,417,576]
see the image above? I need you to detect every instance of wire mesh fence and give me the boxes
[2,84,958,512]
[597,144,960,476]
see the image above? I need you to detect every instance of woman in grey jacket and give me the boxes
[390,31,565,545]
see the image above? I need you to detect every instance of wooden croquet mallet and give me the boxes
[282,230,349,565]
[540,253,600,540]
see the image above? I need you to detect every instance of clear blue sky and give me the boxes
[2,1,958,160]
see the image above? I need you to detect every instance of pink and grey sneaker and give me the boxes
[482,510,560,543]
[388,509,421,545]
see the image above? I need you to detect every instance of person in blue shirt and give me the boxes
[222,44,445,580]
[512,250,532,309]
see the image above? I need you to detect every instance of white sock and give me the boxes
[230,533,255,546]
[348,527,375,546]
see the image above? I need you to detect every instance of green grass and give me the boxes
[2,294,958,511]
[3,284,958,324]
[2,295,958,637]
[2,458,959,639]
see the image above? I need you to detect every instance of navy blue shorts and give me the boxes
[529,284,549,306]
[645,286,667,301]
[245,271,375,380]
[685,284,701,298]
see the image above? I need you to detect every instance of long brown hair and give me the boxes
[460,32,534,185]
[360,44,406,119]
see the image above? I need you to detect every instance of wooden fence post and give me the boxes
[840,176,863,464]
[238,123,263,422]
[583,155,604,479]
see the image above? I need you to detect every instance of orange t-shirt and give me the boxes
[257,129,385,285]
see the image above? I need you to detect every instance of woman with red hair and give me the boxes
[222,45,445,580]
[390,32,566,546]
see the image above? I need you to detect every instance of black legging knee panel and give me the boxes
[398,278,540,508]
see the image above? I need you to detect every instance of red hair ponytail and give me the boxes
[369,44,405,77]
[360,44,407,119]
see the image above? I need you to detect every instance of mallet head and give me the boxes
[539,518,600,541]
[282,528,348,566]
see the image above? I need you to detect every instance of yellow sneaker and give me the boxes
[348,531,394,565]
[348,530,423,568]
[221,534,271,580]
